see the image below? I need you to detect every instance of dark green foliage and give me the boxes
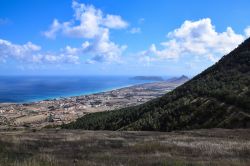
[62,38,250,131]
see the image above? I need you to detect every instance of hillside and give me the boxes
[62,38,250,131]
[1,129,249,165]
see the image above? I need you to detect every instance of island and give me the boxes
[131,76,164,81]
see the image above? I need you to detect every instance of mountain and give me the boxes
[62,38,250,131]
[131,76,164,81]
[167,75,189,83]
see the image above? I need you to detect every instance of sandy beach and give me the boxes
[0,77,188,128]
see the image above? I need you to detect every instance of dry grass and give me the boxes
[13,115,47,125]
[0,129,249,166]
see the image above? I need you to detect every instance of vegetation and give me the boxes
[62,38,250,131]
[0,129,249,166]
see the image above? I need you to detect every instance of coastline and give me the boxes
[41,83,148,102]
[0,77,160,104]
[0,78,188,128]
[1,82,155,105]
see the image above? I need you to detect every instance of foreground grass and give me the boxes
[0,129,250,166]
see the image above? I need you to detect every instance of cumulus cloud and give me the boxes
[83,29,127,63]
[43,19,61,39]
[0,39,79,64]
[43,0,128,63]
[31,53,79,64]
[140,18,248,63]
[1,1,128,65]
[102,14,128,29]
[139,41,181,64]
[44,0,128,38]
[63,2,102,39]
[245,26,250,37]
[60,29,126,63]
[0,39,41,60]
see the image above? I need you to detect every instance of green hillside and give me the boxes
[62,38,250,131]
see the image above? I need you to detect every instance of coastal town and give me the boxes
[0,76,188,128]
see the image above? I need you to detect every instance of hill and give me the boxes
[62,38,250,131]
[131,76,164,81]
[167,75,189,83]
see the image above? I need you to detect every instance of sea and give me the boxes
[0,76,162,103]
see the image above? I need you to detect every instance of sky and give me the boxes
[0,0,250,76]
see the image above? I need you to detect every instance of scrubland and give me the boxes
[0,129,249,166]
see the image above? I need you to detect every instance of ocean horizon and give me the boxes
[0,76,169,103]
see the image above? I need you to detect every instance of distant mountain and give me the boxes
[167,75,189,83]
[63,38,250,131]
[131,76,164,81]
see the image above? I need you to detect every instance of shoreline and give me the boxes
[0,81,157,105]
[0,78,188,128]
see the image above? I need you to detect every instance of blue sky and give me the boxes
[0,0,250,76]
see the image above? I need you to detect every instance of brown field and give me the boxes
[13,115,48,126]
[0,128,250,166]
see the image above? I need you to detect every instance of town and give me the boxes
[0,77,188,128]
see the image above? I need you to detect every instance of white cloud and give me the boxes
[139,41,181,64]
[139,55,155,66]
[43,0,128,63]
[32,53,79,64]
[43,19,61,39]
[245,26,250,37]
[64,45,79,55]
[102,14,128,29]
[140,18,248,63]
[63,2,102,38]
[81,29,127,63]
[0,39,41,60]
[57,29,127,63]
[129,27,141,34]
[44,0,128,39]
[0,39,79,64]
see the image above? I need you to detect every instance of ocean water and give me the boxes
[0,76,158,103]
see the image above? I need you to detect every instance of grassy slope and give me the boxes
[62,38,250,131]
[0,129,250,166]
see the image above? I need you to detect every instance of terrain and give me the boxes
[63,38,250,131]
[0,129,249,166]
[0,76,188,128]
[131,76,164,81]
